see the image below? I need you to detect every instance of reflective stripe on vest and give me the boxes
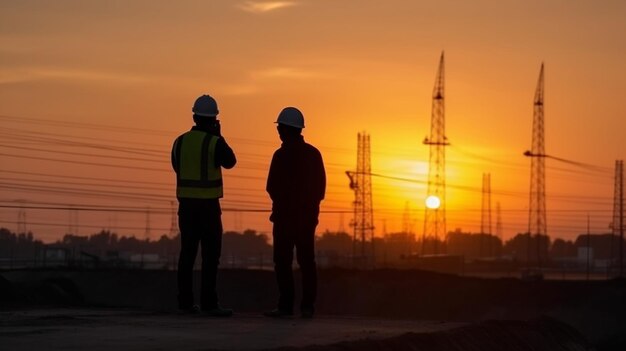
[175,131,223,199]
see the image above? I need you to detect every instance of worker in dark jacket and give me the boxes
[171,94,236,316]
[264,107,326,318]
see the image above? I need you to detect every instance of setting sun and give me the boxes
[425,195,441,210]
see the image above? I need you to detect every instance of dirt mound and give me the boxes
[268,317,589,351]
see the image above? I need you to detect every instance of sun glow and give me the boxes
[425,195,441,209]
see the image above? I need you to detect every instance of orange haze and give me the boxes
[1,1,625,243]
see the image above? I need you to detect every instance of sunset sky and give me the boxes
[1,0,625,243]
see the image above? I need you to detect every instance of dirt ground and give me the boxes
[0,308,465,351]
[1,269,624,350]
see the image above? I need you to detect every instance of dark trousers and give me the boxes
[177,199,222,310]
[272,219,318,312]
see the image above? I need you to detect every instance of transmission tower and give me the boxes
[144,206,151,239]
[17,201,27,235]
[106,213,117,232]
[402,201,412,235]
[346,132,375,264]
[612,160,624,276]
[524,63,547,265]
[338,213,346,234]
[481,173,492,235]
[480,173,492,257]
[233,211,243,232]
[422,52,449,254]
[68,207,79,235]
[402,201,416,255]
[495,201,503,241]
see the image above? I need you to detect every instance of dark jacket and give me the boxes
[266,134,326,223]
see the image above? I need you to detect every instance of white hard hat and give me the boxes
[192,95,219,117]
[275,107,305,129]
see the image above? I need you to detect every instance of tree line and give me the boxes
[1,227,623,268]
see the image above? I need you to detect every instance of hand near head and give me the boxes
[212,119,221,137]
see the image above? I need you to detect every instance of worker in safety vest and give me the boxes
[171,94,236,316]
[264,107,326,319]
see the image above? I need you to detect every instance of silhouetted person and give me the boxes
[171,94,236,317]
[264,107,326,318]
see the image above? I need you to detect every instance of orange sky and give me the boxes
[1,1,625,243]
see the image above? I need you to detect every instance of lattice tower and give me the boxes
[144,206,151,239]
[67,208,79,235]
[495,202,503,241]
[422,52,449,254]
[347,132,375,262]
[17,204,26,235]
[525,63,547,264]
[481,173,492,235]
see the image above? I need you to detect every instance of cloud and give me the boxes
[0,67,147,85]
[253,67,319,80]
[216,66,321,96]
[238,1,296,13]
[220,83,259,96]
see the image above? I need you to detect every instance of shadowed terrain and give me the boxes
[1,269,624,350]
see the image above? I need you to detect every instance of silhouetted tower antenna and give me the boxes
[346,132,375,263]
[74,209,79,235]
[495,201,503,242]
[402,201,411,235]
[169,201,178,237]
[524,63,547,265]
[67,209,72,235]
[16,200,27,234]
[612,160,624,276]
[338,213,346,234]
[68,207,79,235]
[237,211,244,231]
[106,213,117,233]
[422,52,449,254]
[481,173,492,235]
[402,201,414,255]
[480,173,492,257]
[144,206,151,239]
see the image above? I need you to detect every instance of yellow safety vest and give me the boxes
[173,131,223,199]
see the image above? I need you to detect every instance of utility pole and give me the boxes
[524,63,547,267]
[346,132,375,267]
[422,52,449,255]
